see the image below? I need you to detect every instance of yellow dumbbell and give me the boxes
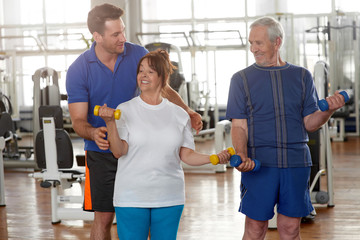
[210,147,235,165]
[94,105,121,120]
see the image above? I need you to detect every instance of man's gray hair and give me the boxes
[250,16,285,48]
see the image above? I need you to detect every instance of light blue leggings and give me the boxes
[115,205,184,240]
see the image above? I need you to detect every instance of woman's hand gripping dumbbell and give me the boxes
[94,104,121,120]
[318,91,349,112]
[210,147,261,172]
[92,104,121,151]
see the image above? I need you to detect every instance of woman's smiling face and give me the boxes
[137,58,162,94]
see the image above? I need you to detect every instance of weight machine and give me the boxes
[4,66,68,169]
[30,105,93,224]
[32,67,61,140]
[305,14,360,137]
[3,66,73,169]
[0,91,34,167]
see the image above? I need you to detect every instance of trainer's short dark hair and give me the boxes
[87,3,124,34]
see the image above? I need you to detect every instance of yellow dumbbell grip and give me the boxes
[210,155,219,165]
[114,109,121,120]
[227,147,235,156]
[113,109,121,120]
[94,105,121,120]
[94,105,100,116]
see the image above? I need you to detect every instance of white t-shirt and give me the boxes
[113,96,195,208]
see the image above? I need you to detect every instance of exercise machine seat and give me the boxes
[0,112,15,137]
[34,105,73,169]
[35,129,73,169]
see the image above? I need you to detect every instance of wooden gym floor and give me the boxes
[1,136,360,239]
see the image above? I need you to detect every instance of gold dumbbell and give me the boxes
[94,105,121,120]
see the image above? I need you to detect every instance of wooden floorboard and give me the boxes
[1,136,360,239]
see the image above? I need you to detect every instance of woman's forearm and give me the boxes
[106,121,128,158]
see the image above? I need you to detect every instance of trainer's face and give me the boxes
[249,25,280,67]
[99,18,126,54]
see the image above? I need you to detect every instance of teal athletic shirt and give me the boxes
[226,63,319,168]
[66,41,148,153]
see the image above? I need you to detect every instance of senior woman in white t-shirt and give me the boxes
[97,49,230,240]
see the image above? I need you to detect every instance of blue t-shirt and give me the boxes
[226,63,319,168]
[66,41,148,152]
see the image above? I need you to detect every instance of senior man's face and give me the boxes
[249,25,279,67]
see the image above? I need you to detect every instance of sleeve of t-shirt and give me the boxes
[65,58,89,104]
[226,71,248,120]
[116,107,129,143]
[302,69,320,117]
[181,118,195,150]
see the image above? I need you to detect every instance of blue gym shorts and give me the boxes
[115,205,184,240]
[239,167,314,221]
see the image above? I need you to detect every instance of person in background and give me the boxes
[97,49,230,240]
[66,4,202,240]
[226,16,346,239]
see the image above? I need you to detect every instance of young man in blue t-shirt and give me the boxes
[226,16,346,239]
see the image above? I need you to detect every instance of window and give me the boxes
[287,0,331,14]
[142,0,192,20]
[194,0,245,18]
[1,0,90,107]
[45,0,90,23]
[336,0,360,12]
